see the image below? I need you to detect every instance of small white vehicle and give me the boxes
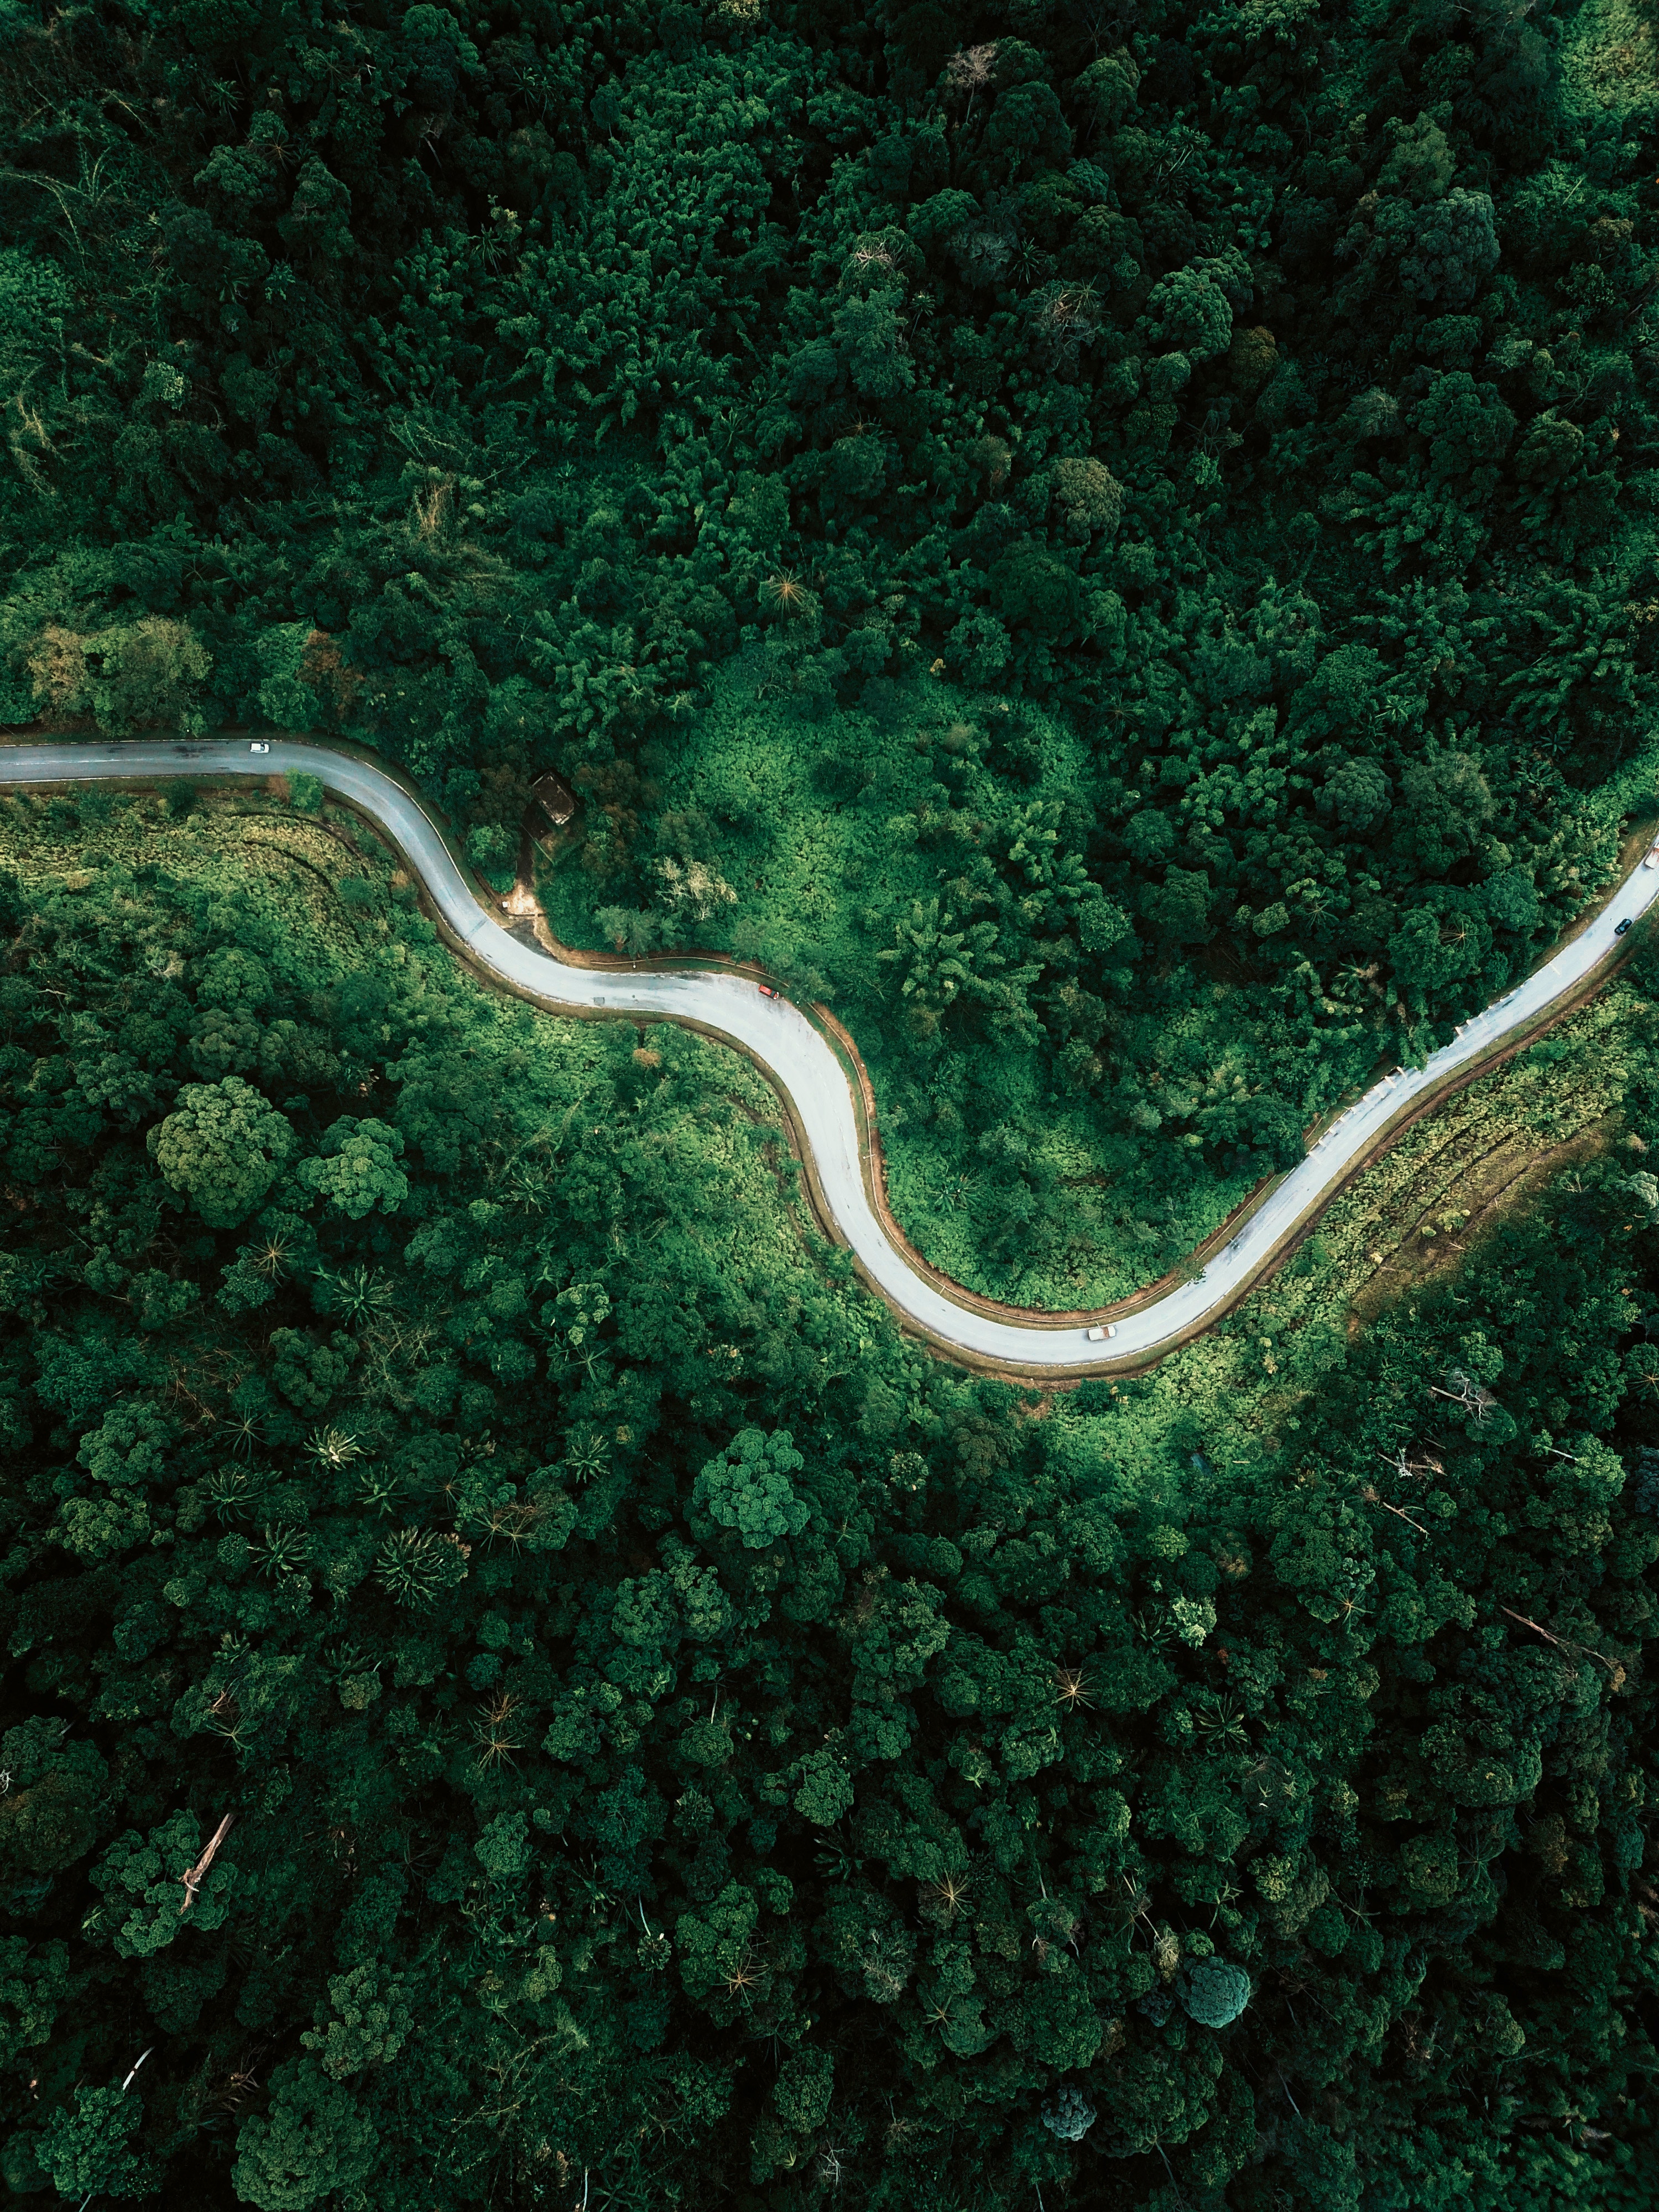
[1085,1323,1118,1343]
[1645,844,1659,868]
[249,740,270,754]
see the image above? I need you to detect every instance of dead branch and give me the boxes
[181,1814,234,1914]
[1500,1607,1624,1683]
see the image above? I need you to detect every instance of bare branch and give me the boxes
[1500,1607,1624,1682]
[180,1813,234,1914]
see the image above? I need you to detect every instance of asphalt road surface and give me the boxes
[7,735,1656,1373]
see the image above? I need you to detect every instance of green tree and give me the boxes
[148,1076,295,1227]
[694,1428,810,1550]
[40,2083,152,2203]
[297,1118,409,1219]
[230,2058,379,2212]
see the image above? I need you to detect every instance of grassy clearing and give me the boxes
[534,663,1277,1308]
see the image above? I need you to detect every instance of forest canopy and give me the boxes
[7,0,1659,2205]
[6,0,1659,1291]
[1,770,1658,2210]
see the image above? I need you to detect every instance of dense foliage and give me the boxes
[10,0,1659,2201]
[3,780,1659,2208]
[7,0,1659,1290]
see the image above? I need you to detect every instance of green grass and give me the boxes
[537,659,1271,1308]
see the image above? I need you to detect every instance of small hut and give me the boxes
[529,773,576,851]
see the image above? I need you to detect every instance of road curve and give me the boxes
[5,736,1657,1373]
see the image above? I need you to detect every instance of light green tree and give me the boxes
[300,1964,414,2079]
[694,1427,809,1549]
[1052,456,1123,541]
[878,898,1029,1031]
[297,1118,409,1219]
[89,1811,236,1958]
[149,1077,295,1227]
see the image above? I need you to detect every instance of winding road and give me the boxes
[6,735,1657,1374]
